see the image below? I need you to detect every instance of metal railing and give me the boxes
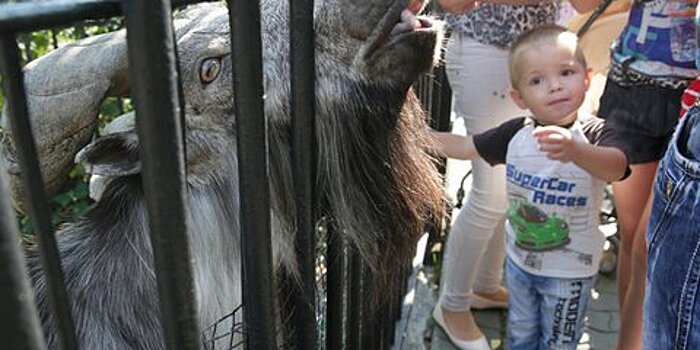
[0,1,454,349]
[0,29,79,350]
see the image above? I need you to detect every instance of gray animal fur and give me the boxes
[1,0,445,348]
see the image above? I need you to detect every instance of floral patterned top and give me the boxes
[445,2,561,49]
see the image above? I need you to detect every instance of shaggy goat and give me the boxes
[0,0,445,348]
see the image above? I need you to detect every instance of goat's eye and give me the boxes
[200,58,222,84]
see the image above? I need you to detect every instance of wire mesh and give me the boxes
[314,215,334,348]
[200,216,332,349]
[201,305,245,350]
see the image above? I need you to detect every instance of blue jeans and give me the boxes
[506,257,595,349]
[644,105,700,350]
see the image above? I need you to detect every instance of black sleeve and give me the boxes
[473,117,528,166]
[581,116,632,180]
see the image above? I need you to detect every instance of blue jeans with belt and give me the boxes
[644,105,700,349]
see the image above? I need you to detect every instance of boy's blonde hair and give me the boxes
[508,24,587,88]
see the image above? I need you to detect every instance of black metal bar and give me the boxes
[122,1,200,349]
[415,77,425,113]
[346,250,362,350]
[0,33,78,350]
[420,74,432,117]
[393,265,409,344]
[430,65,452,132]
[360,266,377,350]
[0,0,209,33]
[325,224,344,350]
[289,0,317,348]
[227,1,277,349]
[0,0,120,33]
[383,294,393,348]
[19,34,34,62]
[386,271,400,347]
[424,65,452,266]
[0,161,45,350]
[393,261,412,343]
[51,29,59,49]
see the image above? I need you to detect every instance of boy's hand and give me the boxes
[532,125,578,163]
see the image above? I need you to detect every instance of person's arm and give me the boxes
[667,0,698,17]
[437,0,603,15]
[429,131,480,160]
[532,125,627,182]
[479,0,543,4]
[484,0,604,12]
[436,0,551,14]
[436,0,478,14]
[567,0,605,14]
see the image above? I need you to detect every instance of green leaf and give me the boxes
[20,216,35,236]
[74,182,89,198]
[69,164,84,179]
[54,193,73,207]
[73,202,89,218]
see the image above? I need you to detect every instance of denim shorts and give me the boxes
[644,106,700,350]
[505,257,595,349]
[598,79,685,164]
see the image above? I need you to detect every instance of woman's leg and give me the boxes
[440,158,508,340]
[438,34,523,341]
[614,162,657,350]
[473,219,507,298]
[598,79,686,349]
[618,196,650,350]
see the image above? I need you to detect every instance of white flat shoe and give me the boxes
[432,303,491,350]
[470,292,508,310]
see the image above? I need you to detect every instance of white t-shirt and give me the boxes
[474,116,628,278]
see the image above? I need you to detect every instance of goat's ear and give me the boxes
[75,132,141,176]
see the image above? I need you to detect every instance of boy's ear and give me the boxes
[510,89,528,110]
[584,68,593,90]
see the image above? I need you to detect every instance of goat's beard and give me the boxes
[267,78,445,308]
[315,80,445,301]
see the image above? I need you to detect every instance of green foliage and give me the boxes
[99,97,133,129]
[0,19,128,241]
[0,75,4,109]
[49,166,91,226]
[18,166,91,240]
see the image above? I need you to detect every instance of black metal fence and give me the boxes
[0,1,453,349]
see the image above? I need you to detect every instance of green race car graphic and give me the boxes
[508,197,570,251]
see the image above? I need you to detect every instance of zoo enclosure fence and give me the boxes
[0,1,453,349]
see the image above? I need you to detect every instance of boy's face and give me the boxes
[510,40,590,126]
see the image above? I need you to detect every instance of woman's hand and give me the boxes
[667,0,698,17]
[567,0,605,14]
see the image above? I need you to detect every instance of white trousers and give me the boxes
[439,33,526,312]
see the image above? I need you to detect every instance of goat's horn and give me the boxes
[1,30,128,212]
